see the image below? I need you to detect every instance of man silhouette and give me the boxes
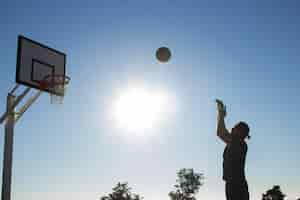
[216,99,250,200]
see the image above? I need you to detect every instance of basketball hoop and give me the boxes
[37,74,70,104]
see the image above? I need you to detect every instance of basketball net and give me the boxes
[38,75,70,104]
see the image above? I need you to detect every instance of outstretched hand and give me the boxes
[216,99,226,118]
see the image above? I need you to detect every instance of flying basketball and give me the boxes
[156,47,171,63]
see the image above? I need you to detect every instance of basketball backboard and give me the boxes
[16,35,66,95]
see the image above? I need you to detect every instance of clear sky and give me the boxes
[0,0,300,200]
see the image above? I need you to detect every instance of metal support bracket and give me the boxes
[0,85,42,124]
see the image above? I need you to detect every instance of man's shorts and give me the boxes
[225,180,249,200]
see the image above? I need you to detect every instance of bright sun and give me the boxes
[112,86,172,135]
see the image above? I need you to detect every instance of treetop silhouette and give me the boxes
[100,182,142,200]
[262,185,286,200]
[169,168,204,200]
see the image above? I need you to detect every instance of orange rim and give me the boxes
[37,75,70,90]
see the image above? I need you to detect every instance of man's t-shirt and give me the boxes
[223,137,247,182]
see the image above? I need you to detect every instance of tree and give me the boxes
[169,168,204,200]
[262,185,286,200]
[100,182,143,200]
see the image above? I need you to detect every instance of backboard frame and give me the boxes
[15,35,66,94]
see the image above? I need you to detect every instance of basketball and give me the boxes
[156,47,171,63]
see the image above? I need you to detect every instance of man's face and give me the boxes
[231,125,239,137]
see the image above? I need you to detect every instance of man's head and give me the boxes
[232,121,250,140]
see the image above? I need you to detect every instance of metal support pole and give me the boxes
[1,94,15,200]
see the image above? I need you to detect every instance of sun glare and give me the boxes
[112,86,173,135]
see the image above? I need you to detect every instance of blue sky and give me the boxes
[0,0,300,200]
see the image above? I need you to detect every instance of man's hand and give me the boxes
[215,99,231,144]
[216,99,226,118]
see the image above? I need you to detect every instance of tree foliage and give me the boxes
[262,185,286,200]
[100,182,143,200]
[169,168,204,200]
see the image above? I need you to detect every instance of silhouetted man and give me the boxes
[216,99,250,200]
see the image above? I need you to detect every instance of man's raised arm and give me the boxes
[216,99,232,144]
